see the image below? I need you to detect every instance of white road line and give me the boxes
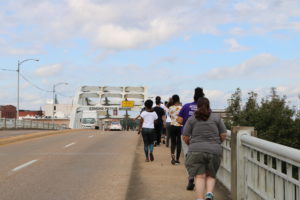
[64,142,76,148]
[12,160,38,172]
[88,135,94,138]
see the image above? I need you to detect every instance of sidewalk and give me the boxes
[125,137,231,200]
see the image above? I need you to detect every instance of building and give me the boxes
[19,110,43,119]
[0,105,17,118]
[44,104,73,119]
[212,109,228,119]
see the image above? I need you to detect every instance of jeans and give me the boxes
[141,128,155,158]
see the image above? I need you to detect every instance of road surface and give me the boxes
[0,130,138,200]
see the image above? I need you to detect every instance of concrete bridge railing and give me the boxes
[0,118,68,130]
[217,127,300,200]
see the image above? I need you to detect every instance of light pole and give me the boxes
[298,94,300,116]
[17,59,39,119]
[52,82,68,125]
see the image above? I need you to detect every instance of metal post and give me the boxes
[17,61,20,120]
[297,94,300,117]
[126,109,128,131]
[52,84,55,125]
[16,59,39,120]
[51,82,68,126]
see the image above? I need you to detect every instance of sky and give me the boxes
[0,0,300,110]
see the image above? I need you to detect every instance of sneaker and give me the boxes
[205,192,214,200]
[145,158,150,162]
[171,159,176,165]
[171,154,176,165]
[186,179,195,190]
[175,160,180,164]
[149,152,154,161]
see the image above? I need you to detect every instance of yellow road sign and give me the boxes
[122,101,134,108]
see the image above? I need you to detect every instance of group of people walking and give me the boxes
[137,87,227,200]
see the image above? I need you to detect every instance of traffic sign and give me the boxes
[121,101,134,108]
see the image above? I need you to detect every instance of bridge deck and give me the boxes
[126,137,231,200]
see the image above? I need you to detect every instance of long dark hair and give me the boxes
[195,97,211,121]
[166,97,173,108]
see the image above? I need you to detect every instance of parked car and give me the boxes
[109,121,122,131]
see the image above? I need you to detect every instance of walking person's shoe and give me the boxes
[175,160,180,164]
[145,158,150,162]
[204,192,214,200]
[186,178,195,190]
[149,152,154,161]
[171,154,176,165]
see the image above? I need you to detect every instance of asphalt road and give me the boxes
[0,130,139,200]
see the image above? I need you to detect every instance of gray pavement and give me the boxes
[0,130,139,200]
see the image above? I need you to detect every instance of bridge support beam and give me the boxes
[231,126,255,200]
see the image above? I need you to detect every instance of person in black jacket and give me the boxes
[153,96,166,146]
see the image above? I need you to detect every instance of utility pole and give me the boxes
[297,94,300,116]
[16,59,39,119]
[52,82,68,125]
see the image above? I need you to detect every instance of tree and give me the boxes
[255,88,295,145]
[225,87,300,149]
[240,91,259,126]
[225,88,242,128]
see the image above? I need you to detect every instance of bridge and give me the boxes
[0,126,299,199]
[217,127,300,200]
[69,86,147,129]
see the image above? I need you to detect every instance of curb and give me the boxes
[0,129,86,146]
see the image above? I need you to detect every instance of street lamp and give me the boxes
[17,59,39,119]
[52,82,68,125]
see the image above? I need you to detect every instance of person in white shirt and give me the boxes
[165,98,173,147]
[138,99,158,162]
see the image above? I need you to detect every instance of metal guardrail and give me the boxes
[218,127,300,200]
[0,118,67,130]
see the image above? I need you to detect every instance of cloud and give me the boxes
[202,53,278,80]
[92,19,179,49]
[34,64,64,77]
[232,0,300,33]
[1,0,299,54]
[224,38,249,52]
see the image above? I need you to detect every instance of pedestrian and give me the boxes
[165,98,173,147]
[177,87,205,190]
[153,96,166,146]
[168,94,182,165]
[138,100,158,162]
[183,97,227,200]
[161,100,171,145]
